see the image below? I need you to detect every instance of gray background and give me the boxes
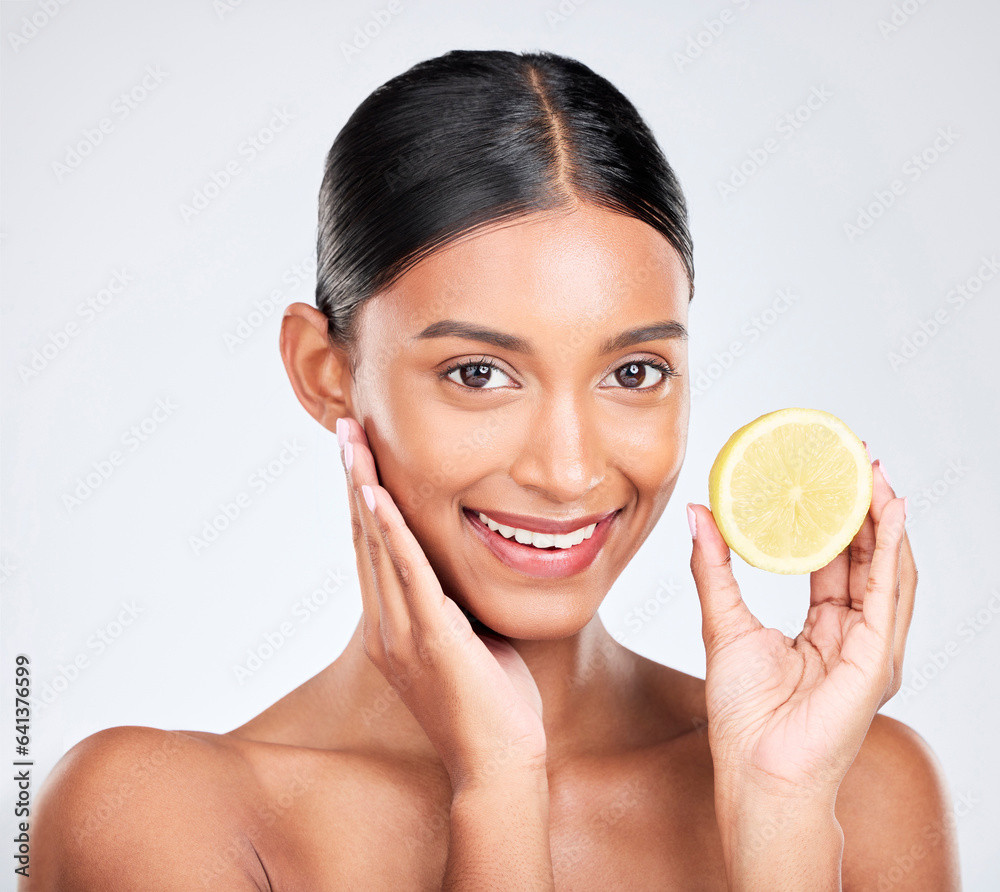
[2,0,997,886]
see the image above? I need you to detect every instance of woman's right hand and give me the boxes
[336,416,547,791]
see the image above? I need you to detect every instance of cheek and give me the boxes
[609,401,688,490]
[364,391,504,519]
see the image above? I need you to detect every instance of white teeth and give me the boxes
[477,511,598,549]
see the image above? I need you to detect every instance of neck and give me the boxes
[317,613,641,767]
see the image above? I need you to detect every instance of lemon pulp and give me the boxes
[708,408,873,575]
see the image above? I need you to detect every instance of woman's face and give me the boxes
[349,201,690,639]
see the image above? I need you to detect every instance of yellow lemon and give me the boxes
[708,408,873,574]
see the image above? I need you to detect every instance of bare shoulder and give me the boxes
[626,650,711,738]
[25,725,267,891]
[838,713,962,891]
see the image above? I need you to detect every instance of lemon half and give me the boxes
[708,408,873,575]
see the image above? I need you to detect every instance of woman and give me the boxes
[29,49,959,890]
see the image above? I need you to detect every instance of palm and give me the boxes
[688,468,910,796]
[705,600,887,788]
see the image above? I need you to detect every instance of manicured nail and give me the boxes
[876,459,892,488]
[686,504,697,539]
[344,440,354,471]
[362,484,375,512]
[863,440,873,462]
[336,416,347,448]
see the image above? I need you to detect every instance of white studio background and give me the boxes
[2,0,997,886]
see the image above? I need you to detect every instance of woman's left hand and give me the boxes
[687,454,915,802]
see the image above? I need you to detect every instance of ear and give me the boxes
[279,302,354,433]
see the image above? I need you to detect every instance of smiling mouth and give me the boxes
[471,510,599,549]
[461,505,622,579]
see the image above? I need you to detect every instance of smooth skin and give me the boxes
[26,201,960,890]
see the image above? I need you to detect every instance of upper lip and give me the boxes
[464,506,619,535]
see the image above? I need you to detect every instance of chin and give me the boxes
[459,594,596,641]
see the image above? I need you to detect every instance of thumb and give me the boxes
[687,503,758,651]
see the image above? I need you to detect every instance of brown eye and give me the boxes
[445,361,512,389]
[602,360,671,390]
[617,362,647,388]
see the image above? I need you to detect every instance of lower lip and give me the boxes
[463,508,620,579]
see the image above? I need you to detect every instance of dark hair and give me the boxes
[315,49,694,359]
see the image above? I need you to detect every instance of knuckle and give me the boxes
[865,572,896,598]
[414,638,439,667]
[702,618,737,652]
[849,539,875,564]
[395,557,415,591]
[864,577,884,599]
[381,629,417,676]
[363,530,382,564]
[350,512,365,546]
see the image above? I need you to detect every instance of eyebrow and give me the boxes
[412,319,688,354]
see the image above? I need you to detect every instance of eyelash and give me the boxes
[440,355,679,392]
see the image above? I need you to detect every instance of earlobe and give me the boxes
[279,302,353,433]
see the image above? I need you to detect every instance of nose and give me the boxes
[506,391,608,505]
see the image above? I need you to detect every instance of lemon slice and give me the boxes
[708,408,873,574]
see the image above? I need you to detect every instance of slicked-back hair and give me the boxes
[315,49,694,357]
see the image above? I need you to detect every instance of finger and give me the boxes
[869,459,895,523]
[361,479,463,641]
[846,458,879,612]
[846,455,891,616]
[338,416,410,671]
[345,421,477,669]
[813,442,877,610]
[337,419,381,630]
[893,529,917,662]
[872,458,918,686]
[852,459,899,614]
[810,546,850,608]
[862,495,907,649]
[341,419,413,640]
[687,503,760,652]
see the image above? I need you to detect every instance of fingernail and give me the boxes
[362,484,375,512]
[902,496,908,521]
[863,440,873,462]
[686,504,697,539]
[876,459,892,488]
[344,440,354,471]
[336,416,347,449]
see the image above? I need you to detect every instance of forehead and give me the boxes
[359,201,690,345]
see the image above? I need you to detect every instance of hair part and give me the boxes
[315,49,694,362]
